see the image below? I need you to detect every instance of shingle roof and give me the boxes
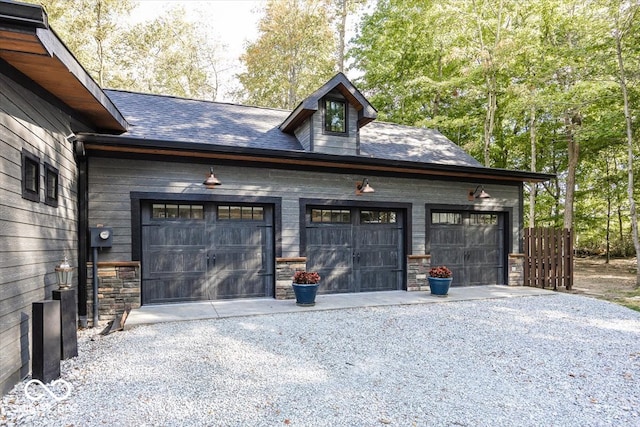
[104,90,482,168]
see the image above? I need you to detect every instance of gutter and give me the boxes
[79,133,555,183]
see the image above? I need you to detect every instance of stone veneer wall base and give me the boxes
[86,262,141,327]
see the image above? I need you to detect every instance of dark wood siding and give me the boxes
[0,73,79,394]
[141,202,274,303]
[429,211,506,286]
[305,207,404,293]
[89,157,522,264]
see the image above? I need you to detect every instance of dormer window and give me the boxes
[324,98,347,134]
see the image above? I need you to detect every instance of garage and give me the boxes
[141,202,274,304]
[304,207,405,294]
[429,211,505,286]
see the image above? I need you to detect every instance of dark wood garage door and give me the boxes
[141,203,273,304]
[430,211,505,286]
[305,208,403,294]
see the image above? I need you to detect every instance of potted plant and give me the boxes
[292,271,321,306]
[428,265,452,296]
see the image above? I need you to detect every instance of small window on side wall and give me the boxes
[44,163,59,207]
[21,150,40,202]
[324,98,347,134]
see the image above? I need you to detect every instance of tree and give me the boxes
[236,0,337,109]
[113,7,222,100]
[28,0,223,100]
[609,0,640,284]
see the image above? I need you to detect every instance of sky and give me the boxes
[130,0,267,101]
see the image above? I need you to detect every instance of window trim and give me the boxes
[44,162,59,207]
[323,97,348,135]
[21,149,40,202]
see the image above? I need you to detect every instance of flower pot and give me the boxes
[292,283,319,306]
[428,277,452,296]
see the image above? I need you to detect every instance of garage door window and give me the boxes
[360,210,397,224]
[217,205,264,221]
[311,209,351,223]
[432,212,462,224]
[470,213,498,225]
[152,203,204,219]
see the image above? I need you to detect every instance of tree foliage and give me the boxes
[28,0,222,100]
[236,0,338,109]
[350,0,640,265]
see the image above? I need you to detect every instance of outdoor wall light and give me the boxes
[203,167,222,189]
[468,185,491,201]
[55,256,73,290]
[355,178,375,195]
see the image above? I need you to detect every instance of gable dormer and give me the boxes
[280,73,377,156]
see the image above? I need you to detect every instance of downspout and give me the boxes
[75,140,89,328]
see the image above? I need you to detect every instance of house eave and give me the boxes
[0,0,128,133]
[79,134,554,183]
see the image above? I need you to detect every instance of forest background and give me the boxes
[26,0,640,276]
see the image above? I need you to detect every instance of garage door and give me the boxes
[141,202,273,304]
[305,208,404,294]
[430,211,504,286]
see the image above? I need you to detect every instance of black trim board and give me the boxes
[80,134,554,183]
[130,192,283,260]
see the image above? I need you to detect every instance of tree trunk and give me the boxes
[563,113,579,232]
[529,104,537,228]
[605,156,611,263]
[337,0,347,73]
[615,33,640,287]
[484,82,497,167]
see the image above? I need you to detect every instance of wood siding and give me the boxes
[0,73,79,395]
[310,91,359,156]
[88,157,522,263]
[294,118,311,151]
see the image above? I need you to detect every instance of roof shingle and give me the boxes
[104,89,482,168]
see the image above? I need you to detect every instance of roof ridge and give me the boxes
[103,89,290,113]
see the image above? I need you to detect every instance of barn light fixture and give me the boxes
[203,167,222,189]
[468,185,491,201]
[355,178,375,195]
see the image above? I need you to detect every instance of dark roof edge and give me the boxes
[0,0,127,133]
[35,28,128,133]
[0,0,47,30]
[79,134,555,183]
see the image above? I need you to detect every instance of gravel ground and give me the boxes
[1,293,639,427]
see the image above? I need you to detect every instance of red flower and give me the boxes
[293,271,321,284]
[429,266,452,278]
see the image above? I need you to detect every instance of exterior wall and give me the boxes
[294,119,311,151]
[0,73,79,395]
[86,262,140,325]
[508,254,525,286]
[407,255,431,291]
[310,91,359,156]
[88,157,522,261]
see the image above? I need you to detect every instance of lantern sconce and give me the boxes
[203,167,222,189]
[55,256,74,290]
[355,178,375,195]
[468,185,491,201]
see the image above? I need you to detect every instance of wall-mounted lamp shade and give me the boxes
[203,167,221,189]
[55,256,73,290]
[356,178,375,195]
[468,185,491,201]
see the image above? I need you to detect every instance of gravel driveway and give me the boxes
[1,293,639,426]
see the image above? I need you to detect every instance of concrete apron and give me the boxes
[125,285,555,329]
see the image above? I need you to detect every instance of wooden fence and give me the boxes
[524,228,573,290]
